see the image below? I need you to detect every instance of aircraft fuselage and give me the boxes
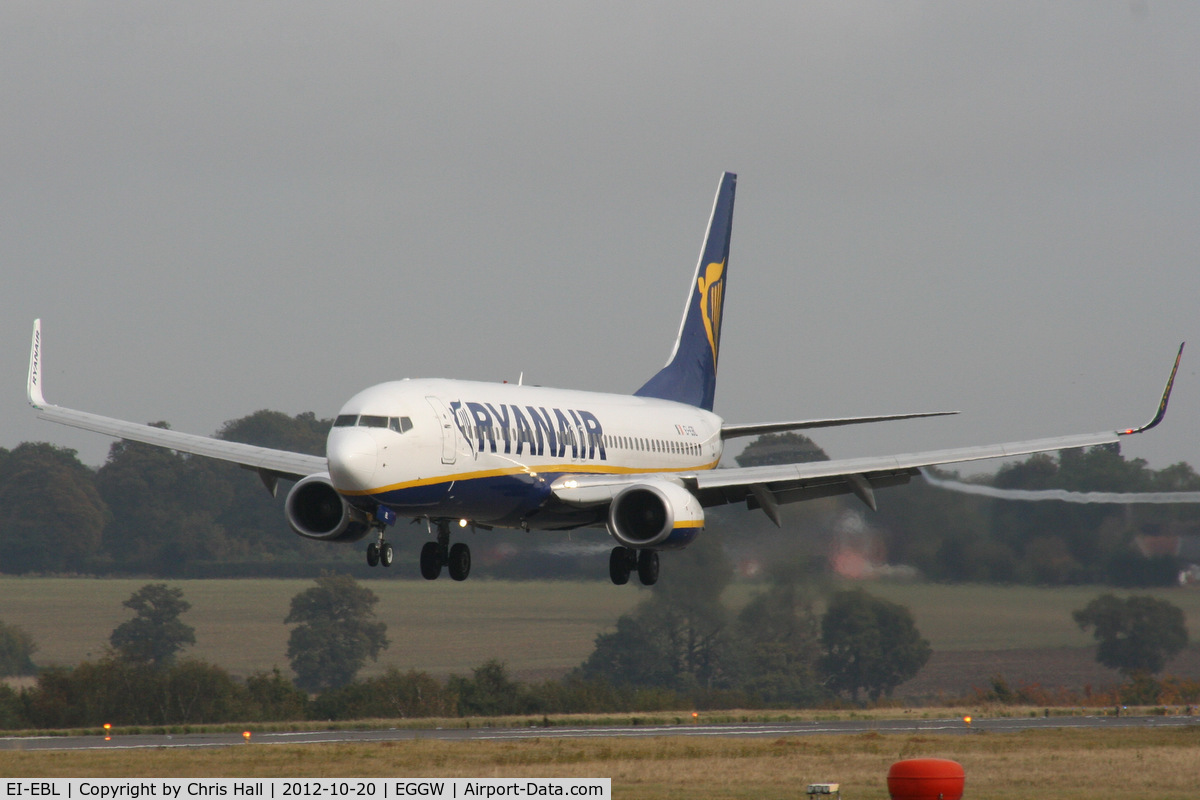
[328,378,723,530]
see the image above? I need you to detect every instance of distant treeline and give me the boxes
[0,655,878,730]
[1,415,1198,585]
[732,434,1200,588]
[874,445,1200,586]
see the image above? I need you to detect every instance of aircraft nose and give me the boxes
[327,428,378,491]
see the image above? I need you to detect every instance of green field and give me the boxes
[0,578,641,679]
[860,582,1200,651]
[2,578,1199,680]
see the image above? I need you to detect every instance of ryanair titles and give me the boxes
[450,402,606,461]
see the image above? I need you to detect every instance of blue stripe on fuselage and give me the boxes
[353,471,557,527]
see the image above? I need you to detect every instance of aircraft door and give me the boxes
[425,397,458,465]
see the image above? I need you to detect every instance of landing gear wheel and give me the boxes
[448,542,471,581]
[366,542,380,567]
[609,546,634,586]
[637,549,659,586]
[420,541,443,580]
[379,542,394,567]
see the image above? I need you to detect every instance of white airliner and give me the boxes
[26,173,1182,585]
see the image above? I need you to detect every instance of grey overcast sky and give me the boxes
[4,2,1198,474]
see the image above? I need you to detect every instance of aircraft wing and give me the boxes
[693,343,1183,522]
[27,320,326,486]
[694,430,1135,519]
[553,343,1184,526]
[721,410,957,440]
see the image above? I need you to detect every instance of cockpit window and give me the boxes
[336,414,413,433]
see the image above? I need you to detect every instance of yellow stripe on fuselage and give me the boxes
[340,458,722,497]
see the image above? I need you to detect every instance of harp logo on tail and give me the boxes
[698,260,725,369]
[633,171,736,411]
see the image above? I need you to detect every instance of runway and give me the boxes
[0,713,1195,752]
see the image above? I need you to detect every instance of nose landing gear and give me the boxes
[365,505,396,568]
[366,532,394,568]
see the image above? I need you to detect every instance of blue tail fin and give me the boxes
[635,172,736,411]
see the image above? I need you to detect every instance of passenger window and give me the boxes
[334,414,358,427]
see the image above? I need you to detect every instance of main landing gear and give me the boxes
[609,546,659,586]
[420,520,471,582]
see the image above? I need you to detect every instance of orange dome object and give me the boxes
[886,758,965,800]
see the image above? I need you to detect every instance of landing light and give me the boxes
[459,519,469,528]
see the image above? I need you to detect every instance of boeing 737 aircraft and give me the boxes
[26,173,1182,586]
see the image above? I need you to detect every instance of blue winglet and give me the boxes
[635,172,737,411]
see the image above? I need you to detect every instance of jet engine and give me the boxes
[606,480,704,550]
[284,473,372,542]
